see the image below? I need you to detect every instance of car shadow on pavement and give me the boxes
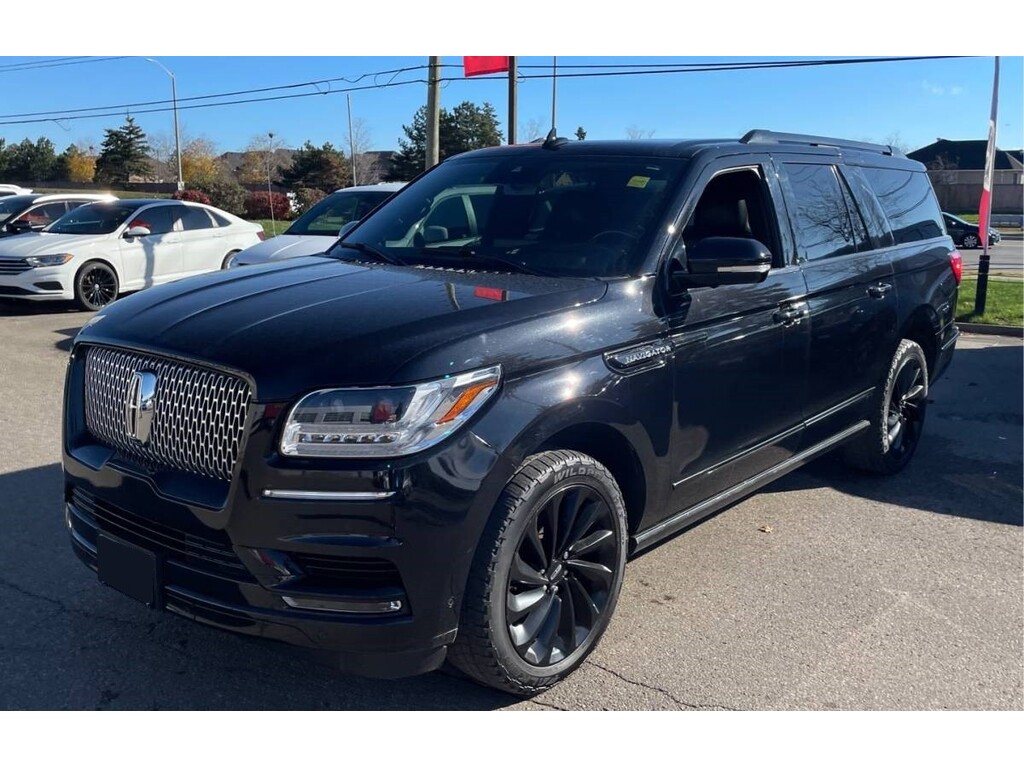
[0,298,84,317]
[0,463,517,710]
[53,327,81,353]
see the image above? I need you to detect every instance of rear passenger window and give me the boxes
[862,168,944,245]
[179,206,216,231]
[837,175,871,252]
[783,164,856,261]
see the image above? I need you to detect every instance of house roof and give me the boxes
[908,139,1024,170]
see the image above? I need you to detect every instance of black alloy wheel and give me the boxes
[75,262,118,311]
[505,484,620,667]
[884,353,927,463]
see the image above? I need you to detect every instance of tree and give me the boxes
[181,137,220,186]
[0,138,7,179]
[280,140,350,192]
[236,134,285,185]
[626,125,655,140]
[388,101,503,181]
[346,117,379,185]
[3,137,59,182]
[61,144,96,183]
[95,117,152,185]
[518,117,544,143]
[575,126,587,141]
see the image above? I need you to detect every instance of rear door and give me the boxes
[776,159,898,445]
[117,205,182,289]
[175,205,225,275]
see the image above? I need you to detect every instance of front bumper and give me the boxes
[0,264,72,300]
[63,395,513,678]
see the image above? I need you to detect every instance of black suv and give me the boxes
[63,131,960,694]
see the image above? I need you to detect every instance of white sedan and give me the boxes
[0,198,263,310]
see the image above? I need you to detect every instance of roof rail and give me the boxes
[740,129,898,156]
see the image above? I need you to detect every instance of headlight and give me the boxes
[26,253,73,268]
[279,365,501,457]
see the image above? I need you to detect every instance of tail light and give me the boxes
[949,249,963,285]
[257,231,267,241]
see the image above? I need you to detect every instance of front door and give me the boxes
[664,159,811,515]
[118,204,182,290]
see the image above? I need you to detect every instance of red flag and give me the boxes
[978,56,1000,246]
[464,57,509,77]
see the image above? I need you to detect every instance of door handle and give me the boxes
[866,282,892,299]
[773,302,808,327]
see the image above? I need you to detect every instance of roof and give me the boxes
[333,182,406,193]
[908,139,1024,170]
[86,198,184,210]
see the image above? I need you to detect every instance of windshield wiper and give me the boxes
[335,241,405,267]
[418,246,555,278]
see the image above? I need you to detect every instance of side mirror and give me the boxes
[422,225,449,244]
[5,221,34,235]
[680,237,772,288]
[338,220,359,240]
[123,226,151,239]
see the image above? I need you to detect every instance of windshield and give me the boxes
[286,190,393,236]
[0,195,36,223]
[334,152,687,278]
[46,203,135,235]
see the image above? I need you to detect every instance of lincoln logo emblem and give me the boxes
[125,371,158,444]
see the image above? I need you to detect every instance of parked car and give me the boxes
[0,184,32,197]
[941,212,1000,248]
[0,193,117,238]
[0,198,262,310]
[63,131,959,694]
[230,182,405,267]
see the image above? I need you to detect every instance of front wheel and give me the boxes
[961,233,979,249]
[74,261,119,311]
[843,339,929,474]
[448,450,628,695]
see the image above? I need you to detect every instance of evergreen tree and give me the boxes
[280,141,350,192]
[2,137,59,182]
[387,101,503,181]
[95,117,152,185]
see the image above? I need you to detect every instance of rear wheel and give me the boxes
[448,450,628,695]
[961,233,979,249]
[74,261,118,311]
[843,339,929,474]
[221,250,241,270]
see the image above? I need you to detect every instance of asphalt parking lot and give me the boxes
[0,299,1020,710]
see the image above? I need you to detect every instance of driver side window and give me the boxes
[683,167,781,266]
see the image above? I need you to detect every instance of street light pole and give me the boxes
[144,57,184,191]
[266,132,277,236]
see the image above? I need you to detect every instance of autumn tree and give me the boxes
[388,101,502,181]
[61,144,96,183]
[181,137,221,186]
[95,117,152,185]
[236,134,286,185]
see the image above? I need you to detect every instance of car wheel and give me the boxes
[221,250,241,270]
[74,261,119,311]
[448,450,628,695]
[961,233,979,249]
[843,339,929,475]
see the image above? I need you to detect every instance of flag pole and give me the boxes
[550,56,558,133]
[508,56,517,145]
[975,55,1000,316]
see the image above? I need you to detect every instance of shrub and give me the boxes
[244,190,291,220]
[293,186,326,214]
[172,189,212,205]
[195,179,246,217]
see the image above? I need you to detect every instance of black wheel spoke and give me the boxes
[524,517,547,569]
[543,498,558,565]
[507,587,547,622]
[558,583,580,652]
[566,573,600,627]
[510,554,547,587]
[566,558,613,583]
[555,488,586,553]
[509,591,554,649]
[571,528,614,557]
[525,594,563,666]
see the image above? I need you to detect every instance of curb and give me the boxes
[958,322,1024,338]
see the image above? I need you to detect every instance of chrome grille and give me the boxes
[83,346,252,481]
[0,258,31,275]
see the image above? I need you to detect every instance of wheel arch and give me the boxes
[899,304,940,383]
[74,257,121,294]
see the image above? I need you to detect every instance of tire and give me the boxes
[448,450,628,695]
[221,250,241,270]
[843,339,929,474]
[961,233,979,249]
[74,261,119,311]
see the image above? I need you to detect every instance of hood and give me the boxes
[0,231,108,257]
[76,256,608,401]
[233,234,332,265]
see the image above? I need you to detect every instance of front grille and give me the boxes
[289,552,403,591]
[0,258,31,275]
[83,345,252,481]
[70,487,248,577]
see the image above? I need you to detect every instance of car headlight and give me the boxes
[26,253,73,268]
[279,365,501,457]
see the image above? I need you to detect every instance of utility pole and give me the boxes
[347,93,357,186]
[266,131,277,237]
[507,56,517,145]
[550,55,558,133]
[425,56,441,170]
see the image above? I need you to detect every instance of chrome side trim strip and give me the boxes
[262,489,396,501]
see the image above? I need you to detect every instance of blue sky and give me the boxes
[0,56,1020,156]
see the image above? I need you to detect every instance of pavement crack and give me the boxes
[530,700,568,711]
[586,660,738,711]
[0,575,151,631]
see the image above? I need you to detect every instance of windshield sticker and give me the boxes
[627,176,651,189]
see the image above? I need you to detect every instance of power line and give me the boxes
[0,55,974,128]
[0,56,127,73]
